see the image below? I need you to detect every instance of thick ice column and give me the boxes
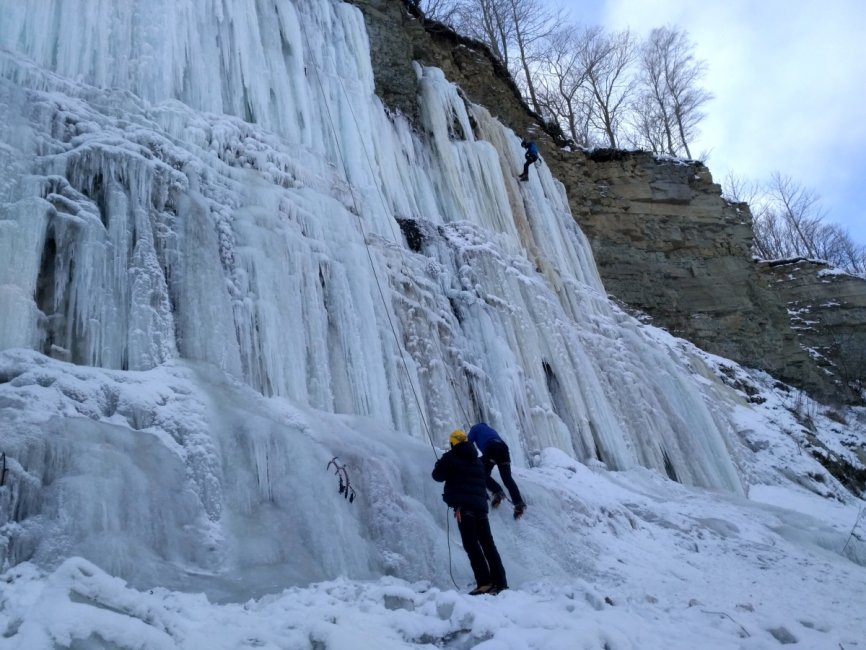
[169,191,244,379]
[128,207,177,369]
[0,199,50,351]
[0,83,45,351]
[35,147,183,370]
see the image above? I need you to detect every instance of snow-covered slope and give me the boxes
[2,400,865,648]
[0,0,864,648]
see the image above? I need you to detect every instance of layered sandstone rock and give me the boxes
[760,260,866,392]
[551,151,853,398]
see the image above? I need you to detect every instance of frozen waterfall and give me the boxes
[1,0,747,595]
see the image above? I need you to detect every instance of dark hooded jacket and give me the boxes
[432,441,489,512]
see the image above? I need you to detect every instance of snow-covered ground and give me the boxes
[1,342,864,650]
[2,450,864,650]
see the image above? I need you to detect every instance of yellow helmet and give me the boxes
[449,429,467,446]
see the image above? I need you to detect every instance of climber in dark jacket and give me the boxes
[468,422,526,519]
[432,429,507,595]
[519,139,539,181]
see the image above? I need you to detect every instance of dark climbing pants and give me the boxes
[482,440,523,506]
[456,508,507,589]
[521,153,538,177]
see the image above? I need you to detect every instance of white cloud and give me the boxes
[601,0,866,243]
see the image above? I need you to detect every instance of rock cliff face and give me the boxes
[552,151,825,391]
[760,260,866,391]
[350,0,866,404]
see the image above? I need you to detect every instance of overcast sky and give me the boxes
[561,0,866,246]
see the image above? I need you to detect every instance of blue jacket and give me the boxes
[468,422,504,453]
[525,141,538,157]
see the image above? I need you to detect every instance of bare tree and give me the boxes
[433,0,512,63]
[637,27,711,158]
[767,172,827,259]
[534,27,593,145]
[416,0,462,24]
[580,28,637,148]
[428,0,558,114]
[724,172,866,275]
[625,93,664,152]
[721,171,763,206]
[503,0,559,114]
[837,233,866,276]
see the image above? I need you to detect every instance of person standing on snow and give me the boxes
[518,139,539,181]
[468,422,526,519]
[432,429,508,596]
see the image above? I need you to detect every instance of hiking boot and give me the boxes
[469,584,494,596]
[513,502,526,519]
[491,492,505,508]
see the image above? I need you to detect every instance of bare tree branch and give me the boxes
[637,27,711,158]
[416,0,462,23]
[581,28,637,148]
[534,27,593,145]
[724,171,866,276]
[503,0,560,114]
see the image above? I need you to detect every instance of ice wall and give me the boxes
[0,0,750,591]
[0,0,744,488]
[0,350,452,598]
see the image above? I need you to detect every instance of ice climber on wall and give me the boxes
[519,139,539,181]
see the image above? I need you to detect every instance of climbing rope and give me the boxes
[301,28,478,591]
[301,45,439,459]
[304,26,482,458]
[332,72,479,435]
[445,506,461,590]
[446,375,473,432]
